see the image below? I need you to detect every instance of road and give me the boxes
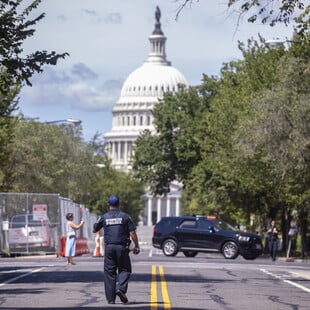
[0,249,309,310]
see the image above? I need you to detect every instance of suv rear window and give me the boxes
[159,218,178,228]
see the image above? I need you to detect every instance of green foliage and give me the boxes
[0,0,68,92]
[235,55,310,209]
[87,162,145,224]
[0,0,68,190]
[193,37,286,214]
[5,119,145,224]
[6,119,97,198]
[132,85,212,195]
[132,33,309,246]
[178,1,309,39]
[0,69,19,189]
[228,0,307,27]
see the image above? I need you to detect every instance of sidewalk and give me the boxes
[136,225,153,250]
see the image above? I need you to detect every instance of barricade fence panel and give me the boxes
[0,193,98,256]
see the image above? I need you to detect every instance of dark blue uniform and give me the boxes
[93,209,136,302]
[267,224,279,261]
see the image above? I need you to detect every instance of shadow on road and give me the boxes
[1,307,203,310]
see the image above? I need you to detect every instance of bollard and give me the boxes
[93,233,104,257]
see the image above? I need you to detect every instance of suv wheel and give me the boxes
[162,239,178,256]
[222,241,239,259]
[183,251,198,257]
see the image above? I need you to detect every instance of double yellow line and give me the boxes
[150,265,171,310]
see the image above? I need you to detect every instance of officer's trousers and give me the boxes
[104,244,132,301]
[268,239,278,261]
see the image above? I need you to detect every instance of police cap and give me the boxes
[108,195,119,206]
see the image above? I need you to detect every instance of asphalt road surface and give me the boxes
[0,250,309,310]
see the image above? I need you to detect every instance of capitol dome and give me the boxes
[118,63,188,103]
[103,6,186,227]
[104,6,188,171]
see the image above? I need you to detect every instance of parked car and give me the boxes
[152,216,263,260]
[8,214,56,252]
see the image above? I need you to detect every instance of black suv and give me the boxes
[152,216,263,260]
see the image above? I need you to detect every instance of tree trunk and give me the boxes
[299,207,308,258]
[281,205,288,253]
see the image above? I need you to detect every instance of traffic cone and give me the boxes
[93,232,102,257]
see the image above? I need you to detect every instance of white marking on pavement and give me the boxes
[0,267,45,287]
[260,268,310,293]
[148,248,153,257]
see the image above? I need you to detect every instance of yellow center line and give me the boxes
[159,265,171,309]
[150,265,158,310]
[150,265,171,310]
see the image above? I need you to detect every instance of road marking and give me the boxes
[150,265,171,310]
[149,248,153,257]
[0,267,45,287]
[150,265,158,310]
[159,266,171,309]
[260,268,310,293]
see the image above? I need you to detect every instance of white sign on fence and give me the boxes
[33,204,48,220]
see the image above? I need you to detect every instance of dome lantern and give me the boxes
[147,6,170,65]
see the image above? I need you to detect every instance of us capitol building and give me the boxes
[104,7,188,226]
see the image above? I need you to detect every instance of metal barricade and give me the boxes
[0,192,98,256]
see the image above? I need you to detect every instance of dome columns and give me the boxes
[105,140,134,171]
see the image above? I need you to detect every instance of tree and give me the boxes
[176,1,309,38]
[8,120,145,224]
[0,0,68,190]
[235,54,310,256]
[0,0,68,92]
[87,162,145,224]
[131,36,288,226]
[132,84,213,195]
[7,119,98,200]
[0,70,19,189]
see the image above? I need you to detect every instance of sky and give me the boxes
[18,0,297,141]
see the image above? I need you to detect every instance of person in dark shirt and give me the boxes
[267,220,280,261]
[93,195,140,304]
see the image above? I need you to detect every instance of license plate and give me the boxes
[29,231,39,236]
[255,244,262,249]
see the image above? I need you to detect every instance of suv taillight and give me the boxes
[153,227,158,235]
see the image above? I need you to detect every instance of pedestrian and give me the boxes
[93,195,140,305]
[267,219,280,261]
[65,213,85,265]
[288,219,298,257]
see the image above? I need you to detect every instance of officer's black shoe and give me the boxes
[108,300,115,304]
[116,290,128,303]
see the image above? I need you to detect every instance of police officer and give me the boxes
[93,195,140,304]
[267,219,280,261]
